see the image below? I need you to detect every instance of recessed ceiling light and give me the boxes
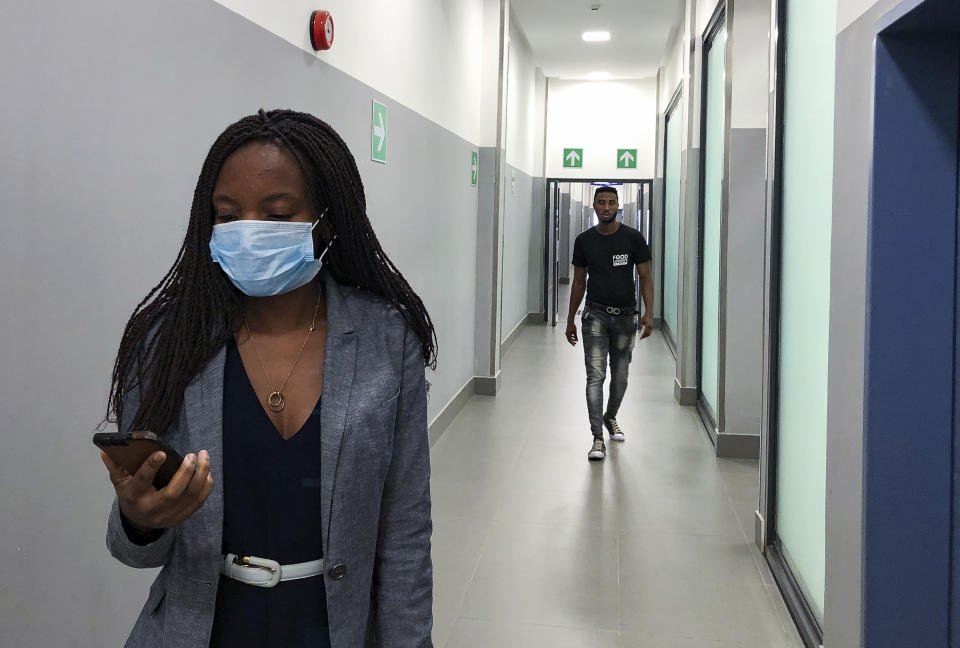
[582,31,611,42]
[588,71,612,81]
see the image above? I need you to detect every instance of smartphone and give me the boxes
[93,431,184,490]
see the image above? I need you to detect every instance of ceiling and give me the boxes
[510,0,685,80]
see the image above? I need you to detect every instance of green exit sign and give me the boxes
[617,149,637,169]
[371,100,387,163]
[563,148,583,168]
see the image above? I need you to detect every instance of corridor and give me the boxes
[430,325,803,647]
[6,0,955,644]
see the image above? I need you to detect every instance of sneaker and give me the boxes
[588,436,606,461]
[604,416,625,442]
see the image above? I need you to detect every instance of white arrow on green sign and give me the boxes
[371,101,387,164]
[617,149,637,169]
[563,148,583,168]
[471,151,478,186]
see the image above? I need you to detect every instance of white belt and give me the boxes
[222,553,325,588]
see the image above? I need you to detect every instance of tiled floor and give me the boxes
[429,323,804,648]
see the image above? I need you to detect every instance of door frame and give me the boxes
[756,0,826,644]
[542,178,654,326]
[859,0,960,645]
[660,85,683,357]
[695,1,731,442]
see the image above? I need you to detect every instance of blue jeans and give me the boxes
[581,307,637,436]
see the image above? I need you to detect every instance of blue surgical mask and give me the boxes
[209,217,335,297]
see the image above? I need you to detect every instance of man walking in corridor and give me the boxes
[565,185,654,461]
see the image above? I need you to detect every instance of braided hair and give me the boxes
[106,109,437,434]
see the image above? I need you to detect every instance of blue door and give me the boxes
[864,1,959,645]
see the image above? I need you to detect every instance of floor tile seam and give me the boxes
[444,518,500,626]
[714,472,756,548]
[431,437,520,470]
[481,516,624,533]
[617,561,779,591]
[616,526,750,541]
[618,566,781,588]
[428,483,513,501]
[616,527,623,639]
[452,612,620,634]
[464,559,622,580]
[491,514,623,529]
[754,560,805,641]
[430,514,502,526]
[451,615,622,635]
[616,626,780,645]
[612,526,761,543]
[619,630,744,642]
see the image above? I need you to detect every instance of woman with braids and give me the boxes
[99,109,436,647]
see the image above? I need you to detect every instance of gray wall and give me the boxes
[716,0,770,455]
[501,163,542,338]
[673,0,705,404]
[722,128,766,443]
[529,177,546,315]
[559,190,572,281]
[0,1,480,645]
[824,1,900,645]
[475,146,499,378]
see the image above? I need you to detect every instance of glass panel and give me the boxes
[775,0,836,621]
[663,107,682,338]
[700,27,726,414]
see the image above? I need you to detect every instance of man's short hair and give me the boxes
[594,186,619,200]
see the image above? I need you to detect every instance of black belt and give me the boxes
[586,301,636,316]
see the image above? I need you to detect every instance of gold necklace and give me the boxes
[243,292,322,413]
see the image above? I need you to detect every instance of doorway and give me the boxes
[696,4,728,438]
[661,88,683,355]
[759,0,837,643]
[543,178,653,326]
[857,0,960,645]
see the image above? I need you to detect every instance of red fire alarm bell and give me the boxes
[310,10,334,51]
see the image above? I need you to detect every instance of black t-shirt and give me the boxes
[572,224,651,308]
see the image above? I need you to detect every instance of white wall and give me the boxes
[501,13,546,337]
[481,0,507,147]
[730,0,771,129]
[837,0,887,32]
[545,78,658,179]
[506,17,545,177]
[698,0,726,33]
[660,28,685,112]
[214,0,485,145]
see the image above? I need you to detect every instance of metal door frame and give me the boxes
[542,178,654,326]
[858,1,960,645]
[695,1,730,441]
[661,85,684,356]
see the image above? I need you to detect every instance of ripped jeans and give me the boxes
[581,307,637,437]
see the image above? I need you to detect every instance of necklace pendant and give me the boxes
[267,391,286,412]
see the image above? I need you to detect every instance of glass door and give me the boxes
[662,95,683,352]
[761,0,835,643]
[697,7,727,433]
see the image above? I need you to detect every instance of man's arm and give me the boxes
[637,261,654,339]
[565,266,587,346]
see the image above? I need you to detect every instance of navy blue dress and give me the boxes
[209,340,331,647]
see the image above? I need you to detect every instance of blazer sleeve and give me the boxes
[105,381,175,568]
[373,324,434,646]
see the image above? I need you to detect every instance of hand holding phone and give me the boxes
[95,432,214,532]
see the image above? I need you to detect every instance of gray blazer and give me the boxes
[106,273,433,647]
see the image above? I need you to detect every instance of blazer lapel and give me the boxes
[183,345,226,569]
[320,275,356,552]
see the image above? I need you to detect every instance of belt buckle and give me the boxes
[234,555,282,587]
[606,306,620,315]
